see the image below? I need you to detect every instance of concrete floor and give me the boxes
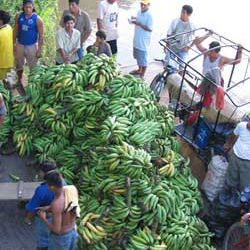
[0,153,36,250]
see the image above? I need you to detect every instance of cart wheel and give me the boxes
[149,73,165,101]
[223,222,249,250]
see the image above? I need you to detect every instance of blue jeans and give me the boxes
[165,50,188,70]
[48,229,78,250]
[35,216,52,248]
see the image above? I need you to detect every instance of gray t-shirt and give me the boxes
[97,42,112,57]
[60,10,91,42]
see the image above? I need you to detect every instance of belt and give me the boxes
[51,228,76,236]
[235,154,250,162]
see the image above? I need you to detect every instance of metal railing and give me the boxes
[160,27,250,148]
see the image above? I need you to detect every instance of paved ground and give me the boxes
[0,153,36,250]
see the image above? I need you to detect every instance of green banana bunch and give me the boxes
[13,127,36,157]
[33,135,69,163]
[12,95,36,122]
[39,104,72,135]
[129,120,162,146]
[79,54,118,91]
[161,211,214,250]
[100,142,152,178]
[0,115,10,145]
[128,227,167,250]
[71,90,108,118]
[99,116,132,144]
[109,74,155,100]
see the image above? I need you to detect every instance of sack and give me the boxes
[202,155,229,201]
[207,188,241,239]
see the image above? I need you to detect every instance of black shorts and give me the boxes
[107,40,117,55]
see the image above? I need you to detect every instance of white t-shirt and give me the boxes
[56,28,81,64]
[167,18,195,52]
[97,0,119,41]
[233,122,250,160]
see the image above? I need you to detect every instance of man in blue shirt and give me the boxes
[13,0,44,95]
[130,0,153,79]
[25,161,58,250]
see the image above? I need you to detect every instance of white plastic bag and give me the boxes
[202,155,229,202]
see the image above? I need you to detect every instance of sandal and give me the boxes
[129,69,141,75]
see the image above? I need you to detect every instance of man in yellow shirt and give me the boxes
[0,10,14,81]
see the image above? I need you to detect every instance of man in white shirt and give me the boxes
[56,14,81,65]
[97,0,119,56]
[165,5,195,75]
[225,121,250,191]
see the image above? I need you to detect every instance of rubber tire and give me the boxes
[149,73,164,101]
[222,222,248,250]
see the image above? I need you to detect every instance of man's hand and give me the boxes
[242,213,250,223]
[36,48,42,58]
[63,54,70,64]
[237,44,243,52]
[36,205,50,211]
[37,210,46,221]
[24,216,32,225]
[224,142,232,152]
[207,29,214,35]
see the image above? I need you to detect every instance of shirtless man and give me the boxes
[38,172,78,250]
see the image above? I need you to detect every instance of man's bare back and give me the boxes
[51,191,76,234]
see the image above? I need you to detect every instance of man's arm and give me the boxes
[224,124,240,152]
[81,30,91,45]
[13,14,19,46]
[69,32,81,59]
[221,45,243,66]
[132,15,153,32]
[38,202,62,234]
[56,30,69,63]
[193,30,213,53]
[36,16,44,58]
[97,3,104,30]
[133,21,152,32]
[59,11,66,28]
[58,48,69,63]
[81,13,92,44]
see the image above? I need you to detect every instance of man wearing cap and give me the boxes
[60,0,92,59]
[130,0,153,79]
[97,0,119,56]
[25,161,60,250]
[13,0,44,95]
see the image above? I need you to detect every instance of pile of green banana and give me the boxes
[5,54,215,249]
